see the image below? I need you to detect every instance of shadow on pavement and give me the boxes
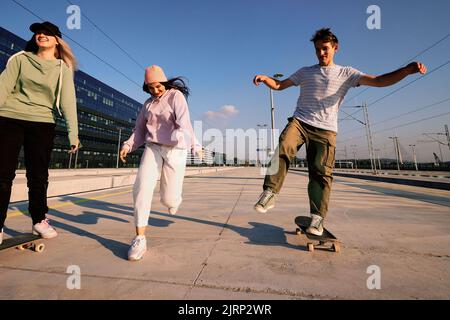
[150,211,305,251]
[5,192,306,260]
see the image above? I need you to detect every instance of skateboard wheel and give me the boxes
[333,243,341,253]
[307,243,314,252]
[296,228,301,235]
[17,245,25,251]
[34,243,45,253]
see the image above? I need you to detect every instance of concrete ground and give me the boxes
[0,167,449,300]
[10,167,236,202]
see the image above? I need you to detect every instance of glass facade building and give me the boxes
[0,26,142,168]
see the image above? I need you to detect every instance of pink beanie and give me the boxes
[145,65,168,84]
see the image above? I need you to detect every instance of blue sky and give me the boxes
[1,0,449,162]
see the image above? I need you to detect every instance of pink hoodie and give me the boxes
[122,89,201,153]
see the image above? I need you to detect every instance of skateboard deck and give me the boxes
[295,216,341,253]
[0,234,45,253]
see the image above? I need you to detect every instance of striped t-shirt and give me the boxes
[289,64,363,132]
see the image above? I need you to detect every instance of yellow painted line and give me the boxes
[8,188,132,218]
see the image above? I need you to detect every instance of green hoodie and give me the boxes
[0,51,78,146]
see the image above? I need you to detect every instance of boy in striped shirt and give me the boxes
[253,28,426,236]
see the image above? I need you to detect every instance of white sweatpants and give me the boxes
[133,143,188,227]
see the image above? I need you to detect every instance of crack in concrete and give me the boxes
[183,179,249,299]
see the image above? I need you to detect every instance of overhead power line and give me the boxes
[340,97,450,136]
[11,0,219,130]
[338,110,450,143]
[367,60,450,108]
[65,0,145,70]
[339,32,450,121]
[340,60,450,123]
[11,0,142,87]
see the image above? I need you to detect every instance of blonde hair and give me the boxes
[55,36,78,71]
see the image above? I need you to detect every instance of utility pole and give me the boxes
[423,133,445,163]
[445,125,450,151]
[362,103,376,174]
[389,136,402,172]
[344,104,376,172]
[398,137,403,165]
[374,148,382,171]
[409,144,418,171]
[377,151,381,170]
[438,140,444,163]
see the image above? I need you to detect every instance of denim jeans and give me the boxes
[0,116,55,229]
[264,117,336,218]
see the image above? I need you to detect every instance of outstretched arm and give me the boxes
[359,61,427,87]
[253,75,294,90]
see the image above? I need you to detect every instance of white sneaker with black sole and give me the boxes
[306,214,324,236]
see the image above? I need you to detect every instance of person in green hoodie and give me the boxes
[0,21,79,244]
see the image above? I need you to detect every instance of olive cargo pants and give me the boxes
[264,117,336,219]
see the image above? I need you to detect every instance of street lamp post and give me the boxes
[116,127,122,168]
[256,138,261,167]
[256,124,268,167]
[269,73,283,155]
[74,147,79,169]
[68,151,72,169]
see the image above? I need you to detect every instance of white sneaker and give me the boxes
[254,189,276,213]
[0,228,3,245]
[168,207,178,215]
[128,235,147,261]
[306,214,324,236]
[32,218,57,239]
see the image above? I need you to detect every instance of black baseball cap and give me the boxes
[29,21,62,38]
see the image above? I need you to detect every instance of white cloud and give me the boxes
[203,105,239,120]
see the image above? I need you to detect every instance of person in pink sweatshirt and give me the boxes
[120,65,202,261]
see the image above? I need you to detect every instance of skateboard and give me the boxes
[0,234,45,253]
[295,216,341,253]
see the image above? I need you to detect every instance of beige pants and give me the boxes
[133,143,187,227]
